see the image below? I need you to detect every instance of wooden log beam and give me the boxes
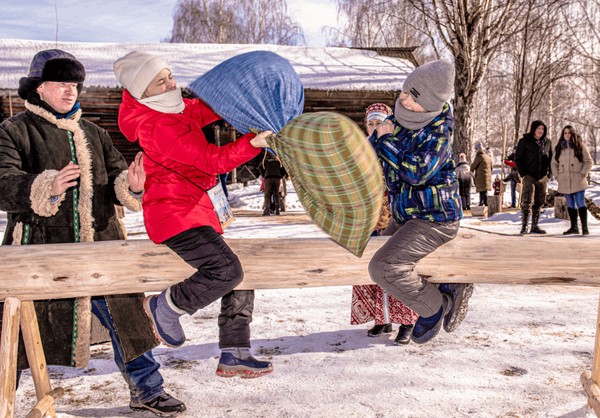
[0,229,598,301]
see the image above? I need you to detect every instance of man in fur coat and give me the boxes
[0,49,185,416]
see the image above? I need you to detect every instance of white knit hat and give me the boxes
[113,51,170,99]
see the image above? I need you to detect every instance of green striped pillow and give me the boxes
[269,112,383,257]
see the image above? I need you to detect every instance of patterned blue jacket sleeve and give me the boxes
[373,122,453,187]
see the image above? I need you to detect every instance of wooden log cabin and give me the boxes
[0,40,417,178]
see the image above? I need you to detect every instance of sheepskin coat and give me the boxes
[0,101,158,369]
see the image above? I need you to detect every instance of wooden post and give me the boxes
[554,196,568,220]
[0,297,21,418]
[20,301,57,417]
[230,128,238,184]
[580,293,600,416]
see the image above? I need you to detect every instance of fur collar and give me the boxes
[25,100,95,243]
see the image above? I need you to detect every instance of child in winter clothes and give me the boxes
[455,152,473,210]
[368,60,474,344]
[503,167,520,208]
[493,175,502,196]
[114,51,273,379]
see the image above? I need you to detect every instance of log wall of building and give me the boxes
[1,88,398,165]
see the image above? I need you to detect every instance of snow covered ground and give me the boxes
[10,169,600,418]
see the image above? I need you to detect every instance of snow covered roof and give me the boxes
[0,39,413,92]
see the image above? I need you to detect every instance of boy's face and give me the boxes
[398,91,426,113]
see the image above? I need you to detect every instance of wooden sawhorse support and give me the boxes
[0,298,64,418]
[582,294,600,415]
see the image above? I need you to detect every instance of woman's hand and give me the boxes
[51,161,80,196]
[250,130,274,149]
[128,152,145,193]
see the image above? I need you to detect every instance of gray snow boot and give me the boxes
[143,288,187,348]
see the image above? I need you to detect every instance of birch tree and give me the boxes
[168,0,304,45]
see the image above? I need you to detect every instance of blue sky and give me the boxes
[0,0,337,46]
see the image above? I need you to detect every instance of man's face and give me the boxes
[142,68,177,98]
[534,125,545,140]
[36,81,78,114]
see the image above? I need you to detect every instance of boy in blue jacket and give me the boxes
[368,60,473,344]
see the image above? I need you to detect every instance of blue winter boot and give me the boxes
[143,288,187,348]
[411,294,450,344]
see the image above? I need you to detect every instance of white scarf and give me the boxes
[139,88,185,114]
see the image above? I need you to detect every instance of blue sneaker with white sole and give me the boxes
[216,352,273,378]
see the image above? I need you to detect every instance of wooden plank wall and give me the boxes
[1,88,399,164]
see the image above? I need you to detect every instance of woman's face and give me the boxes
[398,91,426,113]
[366,118,385,135]
[142,68,177,98]
[563,129,572,140]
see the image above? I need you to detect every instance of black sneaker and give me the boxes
[130,393,186,416]
[394,324,414,345]
[439,283,474,333]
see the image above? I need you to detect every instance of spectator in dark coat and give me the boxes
[455,152,472,210]
[514,120,552,234]
[260,152,286,215]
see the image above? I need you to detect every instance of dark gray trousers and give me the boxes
[521,175,547,212]
[368,219,459,317]
[164,226,254,348]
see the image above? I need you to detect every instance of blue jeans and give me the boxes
[219,173,229,198]
[91,297,165,403]
[564,190,586,209]
[509,179,517,206]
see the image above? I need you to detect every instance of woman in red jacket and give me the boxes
[114,51,273,378]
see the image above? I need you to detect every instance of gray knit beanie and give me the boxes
[113,51,170,99]
[402,60,455,113]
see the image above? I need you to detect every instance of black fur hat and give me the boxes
[18,49,86,100]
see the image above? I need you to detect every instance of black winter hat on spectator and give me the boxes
[18,49,86,100]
